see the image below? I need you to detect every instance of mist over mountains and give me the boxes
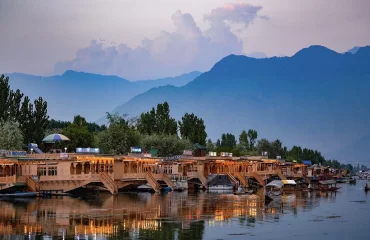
[105,45,370,163]
[6,70,201,121]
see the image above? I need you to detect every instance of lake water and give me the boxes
[0,181,369,240]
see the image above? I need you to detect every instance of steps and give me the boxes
[234,172,248,187]
[251,172,266,186]
[162,174,174,190]
[145,172,161,192]
[100,172,118,194]
[197,172,208,189]
[26,176,40,192]
[276,170,287,180]
[227,173,239,188]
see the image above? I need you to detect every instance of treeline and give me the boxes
[0,74,48,149]
[47,102,207,157]
[206,132,353,171]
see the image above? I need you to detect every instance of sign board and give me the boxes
[76,148,100,154]
[0,150,27,157]
[130,147,142,153]
[208,151,217,157]
[276,156,282,160]
[183,150,193,156]
[164,155,182,160]
[262,151,268,156]
[143,153,152,158]
[60,153,68,158]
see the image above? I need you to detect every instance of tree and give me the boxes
[216,139,221,147]
[256,138,270,155]
[178,112,207,145]
[32,97,49,144]
[62,115,94,152]
[96,113,140,154]
[0,121,24,150]
[206,139,215,151]
[140,134,192,157]
[220,133,236,147]
[247,129,258,150]
[137,102,177,135]
[239,130,249,150]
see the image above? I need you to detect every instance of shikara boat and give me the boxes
[0,192,37,198]
[233,190,254,195]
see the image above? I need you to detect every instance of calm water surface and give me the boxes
[0,181,369,240]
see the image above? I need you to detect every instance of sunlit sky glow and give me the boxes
[0,0,369,80]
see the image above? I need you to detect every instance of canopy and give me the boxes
[282,180,297,185]
[42,133,70,142]
[266,180,284,188]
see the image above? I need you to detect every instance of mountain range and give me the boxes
[106,45,370,163]
[6,70,201,121]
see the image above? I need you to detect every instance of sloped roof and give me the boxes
[193,143,207,149]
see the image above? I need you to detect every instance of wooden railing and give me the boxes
[0,175,16,185]
[39,173,103,182]
[227,173,239,188]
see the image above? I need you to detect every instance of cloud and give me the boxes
[54,3,265,80]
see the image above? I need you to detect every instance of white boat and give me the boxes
[208,184,234,190]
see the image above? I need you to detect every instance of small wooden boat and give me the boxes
[0,192,37,198]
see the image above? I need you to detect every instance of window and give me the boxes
[38,167,47,176]
[48,167,58,176]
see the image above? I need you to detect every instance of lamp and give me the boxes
[64,147,67,153]
[30,148,33,154]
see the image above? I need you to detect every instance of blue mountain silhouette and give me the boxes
[109,45,370,162]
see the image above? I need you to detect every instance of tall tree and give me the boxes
[239,130,249,150]
[178,112,207,145]
[247,129,258,150]
[0,74,11,122]
[0,121,24,150]
[206,139,215,151]
[138,102,177,135]
[140,134,192,157]
[256,138,270,155]
[220,133,236,147]
[32,97,49,144]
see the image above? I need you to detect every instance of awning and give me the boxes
[282,180,297,185]
[266,180,284,188]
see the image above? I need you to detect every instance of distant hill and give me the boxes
[6,70,201,121]
[108,45,370,163]
[346,46,362,54]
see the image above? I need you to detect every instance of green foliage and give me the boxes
[95,113,140,154]
[47,119,106,132]
[62,115,94,152]
[140,134,192,157]
[206,139,215,152]
[247,129,258,150]
[239,130,249,149]
[137,102,177,135]
[178,112,207,145]
[221,133,236,147]
[1,74,49,147]
[0,121,24,150]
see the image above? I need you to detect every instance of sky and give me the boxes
[1,0,370,80]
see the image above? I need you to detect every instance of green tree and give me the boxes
[256,138,270,155]
[247,129,258,150]
[138,102,177,135]
[206,139,215,152]
[221,133,236,147]
[0,121,24,150]
[96,113,140,154]
[178,112,207,145]
[216,139,221,147]
[140,134,192,157]
[32,97,49,144]
[239,130,249,150]
[62,115,94,152]
[0,74,11,122]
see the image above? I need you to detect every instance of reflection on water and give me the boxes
[0,183,369,240]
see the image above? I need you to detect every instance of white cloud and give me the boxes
[54,3,265,80]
